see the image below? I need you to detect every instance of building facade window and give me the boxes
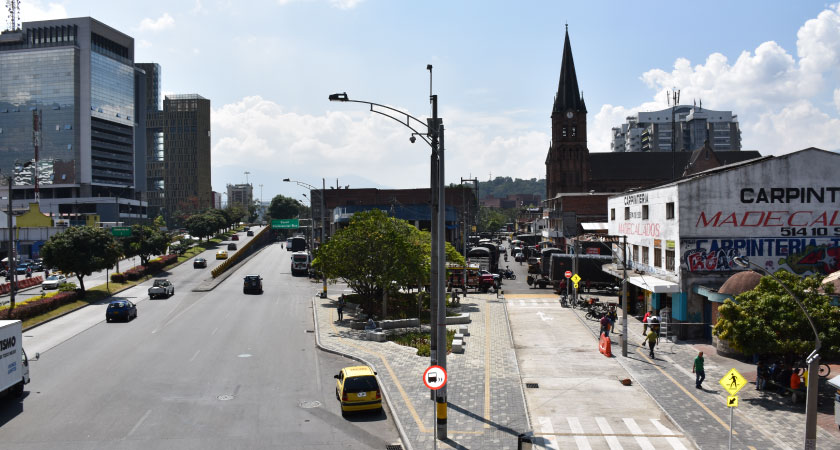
[666,202,675,219]
[633,245,639,263]
[642,246,649,265]
[610,208,615,220]
[666,249,675,271]
[624,207,630,220]
[642,205,649,220]
[654,247,662,268]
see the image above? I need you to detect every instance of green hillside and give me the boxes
[477,176,545,200]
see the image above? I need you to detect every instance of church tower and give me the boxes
[546,27,589,199]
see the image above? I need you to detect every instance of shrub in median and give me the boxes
[7,290,79,321]
[110,272,126,283]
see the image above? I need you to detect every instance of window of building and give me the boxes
[624,207,630,220]
[666,202,675,219]
[666,249,675,271]
[642,246,649,265]
[571,126,576,137]
[642,205,649,220]
[654,247,662,268]
[633,245,639,263]
[562,127,567,137]
[610,208,615,220]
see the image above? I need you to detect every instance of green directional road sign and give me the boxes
[111,226,131,237]
[271,219,299,230]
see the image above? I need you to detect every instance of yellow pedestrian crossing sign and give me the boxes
[571,274,581,284]
[726,396,739,407]
[719,368,747,396]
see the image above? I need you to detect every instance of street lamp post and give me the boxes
[732,256,820,449]
[284,178,328,298]
[329,68,448,439]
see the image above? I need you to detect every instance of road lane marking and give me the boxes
[636,347,734,434]
[484,298,492,428]
[127,409,151,437]
[650,419,688,450]
[567,417,591,449]
[595,416,624,450]
[623,418,654,450]
[189,350,200,362]
[211,327,218,336]
[537,416,558,450]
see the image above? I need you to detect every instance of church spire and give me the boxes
[553,27,586,114]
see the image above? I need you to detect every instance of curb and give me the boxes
[310,295,414,450]
[498,292,532,432]
[569,305,700,450]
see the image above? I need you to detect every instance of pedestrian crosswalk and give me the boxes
[532,416,690,450]
[505,298,563,307]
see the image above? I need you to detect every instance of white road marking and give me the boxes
[536,311,554,322]
[650,419,688,449]
[211,327,218,336]
[127,409,151,437]
[595,416,624,450]
[537,416,559,450]
[189,349,200,362]
[623,418,655,450]
[567,417,591,450]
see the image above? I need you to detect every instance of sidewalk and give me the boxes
[312,291,529,450]
[570,302,840,449]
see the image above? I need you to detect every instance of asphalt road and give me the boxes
[0,235,400,449]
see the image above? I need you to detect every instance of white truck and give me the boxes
[148,279,175,299]
[0,320,33,398]
[291,251,311,276]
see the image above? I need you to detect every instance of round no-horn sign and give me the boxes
[423,365,447,390]
[565,271,572,279]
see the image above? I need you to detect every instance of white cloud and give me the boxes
[192,0,207,14]
[274,0,364,9]
[599,4,840,155]
[18,1,68,23]
[138,13,175,32]
[137,39,152,49]
[835,88,840,114]
[211,96,546,189]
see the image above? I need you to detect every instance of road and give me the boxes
[0,233,400,449]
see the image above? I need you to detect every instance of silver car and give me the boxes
[41,274,68,290]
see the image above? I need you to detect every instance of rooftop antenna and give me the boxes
[244,171,250,185]
[6,0,20,31]
[670,88,680,180]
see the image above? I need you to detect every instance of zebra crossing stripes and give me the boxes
[534,416,688,450]
[506,298,561,307]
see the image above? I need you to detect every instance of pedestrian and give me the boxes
[756,360,767,390]
[642,310,652,335]
[645,329,658,358]
[337,295,346,322]
[693,351,705,389]
[44,267,49,277]
[600,313,611,337]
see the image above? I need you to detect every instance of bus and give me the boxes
[287,236,307,252]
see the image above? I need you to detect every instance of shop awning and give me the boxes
[601,263,681,293]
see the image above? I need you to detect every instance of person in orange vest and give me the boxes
[790,370,802,390]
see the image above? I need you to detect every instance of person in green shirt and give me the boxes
[693,351,705,389]
[645,330,658,358]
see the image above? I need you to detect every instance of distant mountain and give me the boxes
[477,176,545,200]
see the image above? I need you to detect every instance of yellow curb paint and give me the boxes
[636,347,735,434]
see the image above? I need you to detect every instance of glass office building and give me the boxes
[0,17,146,222]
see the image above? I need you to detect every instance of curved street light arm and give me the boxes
[330,97,432,147]
[283,178,317,191]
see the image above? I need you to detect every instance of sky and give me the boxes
[16,0,840,203]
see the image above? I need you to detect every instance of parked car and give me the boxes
[334,365,382,416]
[148,279,174,299]
[243,275,263,294]
[228,243,238,250]
[106,300,137,322]
[15,264,30,275]
[216,250,228,260]
[41,274,68,290]
[29,260,44,271]
[246,230,254,236]
[231,234,239,241]
[193,257,207,268]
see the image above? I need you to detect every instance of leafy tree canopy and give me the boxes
[122,224,170,266]
[713,271,840,360]
[268,195,303,221]
[40,226,122,294]
[478,176,544,201]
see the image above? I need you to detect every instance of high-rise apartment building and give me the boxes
[226,183,253,208]
[611,105,741,153]
[0,17,147,222]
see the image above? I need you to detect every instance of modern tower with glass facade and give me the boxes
[0,17,147,223]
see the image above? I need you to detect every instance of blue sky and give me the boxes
[19,0,840,202]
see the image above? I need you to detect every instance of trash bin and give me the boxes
[828,375,840,429]
[517,431,534,450]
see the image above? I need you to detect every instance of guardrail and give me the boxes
[211,227,269,278]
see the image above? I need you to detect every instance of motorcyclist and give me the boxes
[25,266,32,278]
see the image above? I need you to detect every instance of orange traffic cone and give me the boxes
[603,335,612,357]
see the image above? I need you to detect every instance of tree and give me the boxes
[268,195,302,221]
[40,226,122,294]
[185,214,215,241]
[122,224,170,266]
[226,204,247,226]
[713,271,840,360]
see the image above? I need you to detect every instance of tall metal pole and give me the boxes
[428,96,439,402]
[436,121,447,440]
[621,235,628,357]
[7,175,15,316]
[320,178,327,298]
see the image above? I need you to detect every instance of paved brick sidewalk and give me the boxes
[571,305,840,449]
[313,292,529,450]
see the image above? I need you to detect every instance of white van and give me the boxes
[291,252,311,276]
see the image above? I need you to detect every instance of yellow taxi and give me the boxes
[215,250,228,260]
[334,365,382,415]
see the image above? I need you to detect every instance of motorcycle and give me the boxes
[502,268,516,280]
